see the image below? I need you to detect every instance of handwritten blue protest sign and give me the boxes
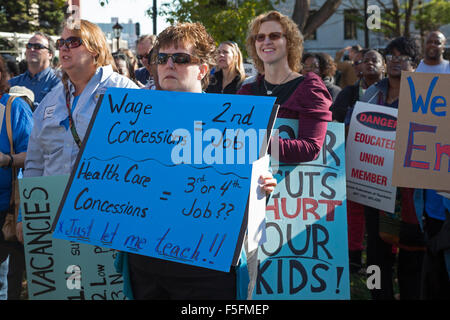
[52,89,277,272]
[247,120,350,299]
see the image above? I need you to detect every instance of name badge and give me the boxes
[44,105,56,119]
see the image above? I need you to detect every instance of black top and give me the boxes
[251,75,305,105]
[206,70,243,94]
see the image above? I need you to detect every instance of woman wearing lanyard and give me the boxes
[18,20,138,240]
[23,19,138,177]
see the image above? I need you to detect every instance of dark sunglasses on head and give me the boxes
[254,32,285,42]
[156,52,200,65]
[56,37,83,50]
[26,43,49,50]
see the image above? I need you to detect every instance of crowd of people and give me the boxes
[0,10,449,300]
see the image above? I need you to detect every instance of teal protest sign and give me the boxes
[251,120,350,299]
[52,89,277,272]
[20,175,126,300]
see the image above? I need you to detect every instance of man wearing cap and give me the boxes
[9,32,60,109]
[8,86,35,111]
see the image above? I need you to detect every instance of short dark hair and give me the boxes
[385,37,421,67]
[302,52,337,78]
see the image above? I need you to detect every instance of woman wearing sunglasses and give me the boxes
[238,11,332,164]
[206,41,246,94]
[115,22,276,300]
[23,19,138,179]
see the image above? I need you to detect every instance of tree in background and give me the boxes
[346,0,450,40]
[292,0,343,39]
[158,0,343,57]
[158,0,273,57]
[414,0,450,38]
[0,0,67,35]
[37,0,67,35]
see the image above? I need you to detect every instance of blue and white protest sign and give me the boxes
[251,120,350,299]
[52,88,277,272]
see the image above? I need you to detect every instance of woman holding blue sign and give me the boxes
[118,22,277,300]
[238,11,332,163]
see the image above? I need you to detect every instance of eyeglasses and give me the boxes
[56,37,83,50]
[254,32,285,42]
[302,63,319,70]
[137,54,148,60]
[353,59,364,66]
[156,52,200,65]
[385,54,412,63]
[26,43,49,50]
[426,40,443,46]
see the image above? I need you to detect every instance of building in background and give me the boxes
[274,0,450,57]
[96,17,138,51]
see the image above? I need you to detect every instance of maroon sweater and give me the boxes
[238,72,332,163]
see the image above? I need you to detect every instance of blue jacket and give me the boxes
[9,67,61,109]
[414,189,450,278]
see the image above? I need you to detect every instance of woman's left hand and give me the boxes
[260,172,277,194]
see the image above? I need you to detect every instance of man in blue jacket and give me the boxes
[9,32,60,111]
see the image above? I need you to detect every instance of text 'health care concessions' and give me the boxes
[52,88,278,272]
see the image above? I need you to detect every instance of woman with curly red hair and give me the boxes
[238,11,332,164]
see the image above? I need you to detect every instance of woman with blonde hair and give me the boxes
[206,41,246,94]
[23,19,138,176]
[238,11,332,163]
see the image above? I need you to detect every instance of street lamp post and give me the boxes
[112,21,123,51]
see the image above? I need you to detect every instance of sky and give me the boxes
[80,0,170,35]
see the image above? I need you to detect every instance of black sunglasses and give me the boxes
[254,32,285,42]
[156,52,200,65]
[26,43,49,50]
[56,37,83,50]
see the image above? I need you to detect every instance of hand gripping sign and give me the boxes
[51,88,278,272]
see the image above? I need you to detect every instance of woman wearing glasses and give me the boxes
[301,52,341,102]
[23,19,138,179]
[238,11,332,164]
[117,22,276,300]
[357,37,423,300]
[206,41,246,94]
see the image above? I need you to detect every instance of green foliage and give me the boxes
[415,0,450,33]
[157,0,274,57]
[37,0,67,35]
[0,0,67,35]
[0,1,36,33]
